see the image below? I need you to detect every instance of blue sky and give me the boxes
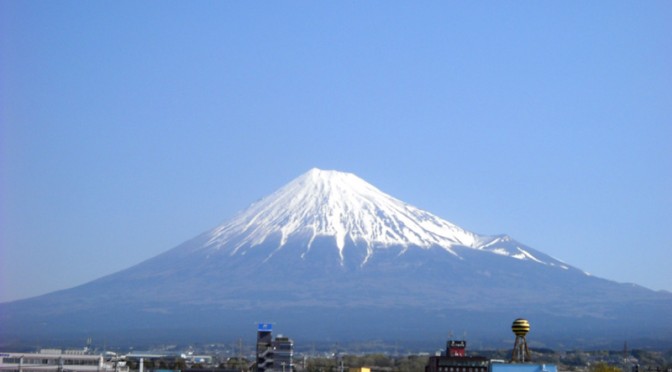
[1,1,670,303]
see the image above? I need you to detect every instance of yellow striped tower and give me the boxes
[511,318,531,362]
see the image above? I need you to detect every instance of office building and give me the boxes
[255,323,293,372]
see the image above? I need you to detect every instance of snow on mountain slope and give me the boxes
[5,169,670,349]
[202,168,563,268]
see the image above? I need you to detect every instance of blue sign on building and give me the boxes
[258,323,273,331]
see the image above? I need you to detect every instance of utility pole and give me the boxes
[239,338,248,372]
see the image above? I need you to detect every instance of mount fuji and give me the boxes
[1,169,670,349]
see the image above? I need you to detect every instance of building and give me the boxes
[255,323,294,372]
[490,363,557,372]
[425,340,489,372]
[0,351,126,372]
[272,336,293,372]
[256,323,274,372]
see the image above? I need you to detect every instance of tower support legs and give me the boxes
[511,336,530,363]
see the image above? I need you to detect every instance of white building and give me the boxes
[0,351,126,372]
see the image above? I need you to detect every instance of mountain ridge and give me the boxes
[1,168,670,349]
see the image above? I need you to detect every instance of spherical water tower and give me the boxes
[511,318,531,362]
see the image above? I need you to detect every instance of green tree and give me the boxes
[395,355,429,372]
[225,357,250,371]
[174,358,187,371]
[306,357,336,372]
[590,361,621,372]
[143,359,155,369]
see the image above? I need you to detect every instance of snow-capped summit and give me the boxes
[204,168,561,267]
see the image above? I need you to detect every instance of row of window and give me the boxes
[438,362,490,367]
[438,367,488,372]
[0,368,114,372]
[1,358,99,366]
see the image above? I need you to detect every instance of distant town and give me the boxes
[2,320,670,372]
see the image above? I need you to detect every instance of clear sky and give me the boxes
[1,1,670,303]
